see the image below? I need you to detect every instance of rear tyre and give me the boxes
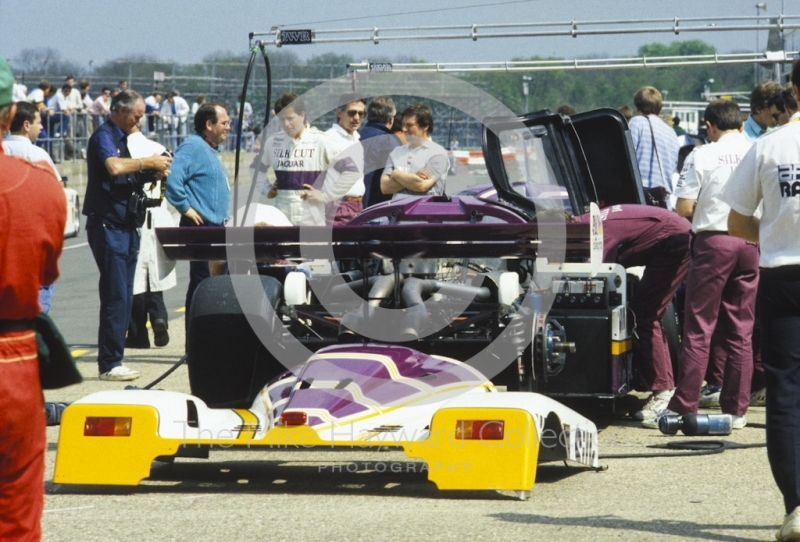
[187,275,285,408]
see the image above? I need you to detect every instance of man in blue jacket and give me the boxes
[166,102,231,327]
[360,96,401,207]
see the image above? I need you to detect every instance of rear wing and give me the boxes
[156,221,592,263]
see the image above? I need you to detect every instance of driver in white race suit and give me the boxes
[259,93,361,225]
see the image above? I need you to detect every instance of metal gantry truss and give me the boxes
[251,15,800,76]
[253,15,800,48]
[346,51,797,74]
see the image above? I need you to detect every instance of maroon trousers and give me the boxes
[668,232,759,415]
[600,205,692,391]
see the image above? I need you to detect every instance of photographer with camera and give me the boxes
[165,102,231,338]
[83,89,172,381]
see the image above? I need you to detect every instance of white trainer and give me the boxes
[731,415,747,430]
[633,389,674,421]
[99,365,141,381]
[777,506,800,541]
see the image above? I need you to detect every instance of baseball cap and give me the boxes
[0,56,13,107]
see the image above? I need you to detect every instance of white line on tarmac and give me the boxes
[44,506,96,513]
[63,242,89,251]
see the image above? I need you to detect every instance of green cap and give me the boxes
[0,56,13,107]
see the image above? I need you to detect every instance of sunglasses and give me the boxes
[345,109,365,118]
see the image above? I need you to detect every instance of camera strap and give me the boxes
[647,116,668,192]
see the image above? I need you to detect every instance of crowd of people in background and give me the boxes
[9,75,258,161]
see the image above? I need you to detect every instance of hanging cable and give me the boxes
[234,41,271,227]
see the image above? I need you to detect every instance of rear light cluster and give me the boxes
[280,411,308,426]
[455,420,504,440]
[84,417,132,437]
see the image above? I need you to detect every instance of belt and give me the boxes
[0,319,35,333]
[342,196,363,202]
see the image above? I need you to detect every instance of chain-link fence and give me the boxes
[16,62,490,163]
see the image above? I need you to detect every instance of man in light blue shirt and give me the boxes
[628,86,679,193]
[743,80,781,142]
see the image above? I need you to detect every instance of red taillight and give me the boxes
[455,420,505,440]
[280,411,307,426]
[84,417,132,436]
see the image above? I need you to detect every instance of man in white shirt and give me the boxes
[2,101,60,179]
[161,90,191,148]
[48,83,80,158]
[381,104,448,199]
[723,58,800,540]
[63,76,84,112]
[325,92,366,224]
[144,91,162,135]
[12,76,26,102]
[3,100,62,312]
[643,100,757,430]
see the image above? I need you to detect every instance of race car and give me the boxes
[63,177,80,237]
[54,343,599,499]
[54,107,643,496]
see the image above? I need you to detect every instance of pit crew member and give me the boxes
[649,100,756,429]
[723,58,800,541]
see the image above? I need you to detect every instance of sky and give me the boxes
[0,0,798,69]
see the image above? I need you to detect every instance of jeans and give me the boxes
[87,221,139,373]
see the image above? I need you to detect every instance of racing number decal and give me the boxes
[232,409,260,441]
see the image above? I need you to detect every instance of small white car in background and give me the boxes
[62,178,80,238]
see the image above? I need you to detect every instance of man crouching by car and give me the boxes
[83,89,172,381]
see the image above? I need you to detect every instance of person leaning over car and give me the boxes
[380,103,448,199]
[165,102,231,334]
[83,89,172,382]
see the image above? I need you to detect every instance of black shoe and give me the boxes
[125,336,150,349]
[45,403,67,426]
[153,319,169,347]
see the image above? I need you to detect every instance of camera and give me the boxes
[139,149,172,199]
[127,149,172,227]
[127,190,162,228]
